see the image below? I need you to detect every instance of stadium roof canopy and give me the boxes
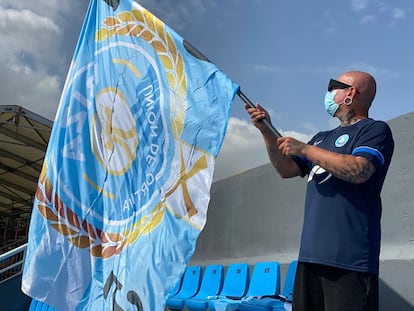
[0,105,52,225]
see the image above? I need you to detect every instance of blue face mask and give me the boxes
[324,90,338,117]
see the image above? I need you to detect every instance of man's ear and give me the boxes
[344,96,352,105]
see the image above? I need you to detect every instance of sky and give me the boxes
[1,0,413,181]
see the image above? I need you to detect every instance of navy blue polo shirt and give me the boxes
[294,118,394,274]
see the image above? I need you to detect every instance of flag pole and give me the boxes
[236,90,282,138]
[183,40,282,138]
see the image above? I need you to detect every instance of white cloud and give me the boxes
[0,66,61,119]
[386,6,410,27]
[0,5,64,118]
[214,117,268,181]
[361,15,376,24]
[351,2,410,27]
[392,8,406,20]
[321,10,336,34]
[0,8,61,65]
[280,130,313,143]
[346,62,379,75]
[345,62,401,79]
[0,0,89,119]
[376,2,388,13]
[252,64,285,75]
[139,0,207,32]
[351,0,369,11]
[0,0,60,16]
[213,117,313,181]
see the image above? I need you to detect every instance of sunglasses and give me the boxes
[328,79,359,94]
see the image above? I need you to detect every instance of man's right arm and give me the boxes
[262,130,303,178]
[245,103,302,178]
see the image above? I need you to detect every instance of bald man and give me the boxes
[245,71,394,310]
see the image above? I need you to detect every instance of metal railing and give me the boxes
[0,238,27,254]
[0,243,27,284]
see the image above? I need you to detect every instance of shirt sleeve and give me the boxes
[292,156,310,177]
[291,134,318,176]
[351,121,394,171]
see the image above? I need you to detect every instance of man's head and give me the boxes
[326,71,376,119]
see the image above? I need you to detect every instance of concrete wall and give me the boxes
[191,112,414,310]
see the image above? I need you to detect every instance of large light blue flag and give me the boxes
[22,0,239,310]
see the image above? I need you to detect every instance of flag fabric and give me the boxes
[22,0,239,310]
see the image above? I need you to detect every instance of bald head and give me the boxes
[338,71,377,111]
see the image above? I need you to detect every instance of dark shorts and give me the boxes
[292,262,379,311]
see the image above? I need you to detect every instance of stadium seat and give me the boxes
[29,298,58,311]
[184,264,224,310]
[185,262,249,310]
[208,261,281,311]
[239,260,298,311]
[165,265,202,310]
[216,262,250,298]
[29,299,38,311]
[167,274,183,299]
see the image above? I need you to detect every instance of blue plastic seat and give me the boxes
[29,299,58,311]
[208,261,281,311]
[168,275,183,299]
[239,260,298,311]
[29,299,39,311]
[217,262,250,298]
[184,264,224,310]
[185,262,249,310]
[165,265,202,310]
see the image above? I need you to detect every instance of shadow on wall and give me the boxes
[379,278,414,311]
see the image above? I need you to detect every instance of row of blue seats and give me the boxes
[166,260,298,311]
[28,299,57,311]
[28,260,297,311]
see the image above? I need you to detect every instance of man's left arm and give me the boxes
[277,137,376,184]
[277,121,393,184]
[300,146,375,184]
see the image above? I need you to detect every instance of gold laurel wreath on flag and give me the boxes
[36,150,206,258]
[96,7,188,137]
[35,165,166,258]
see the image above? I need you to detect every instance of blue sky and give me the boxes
[1,0,412,180]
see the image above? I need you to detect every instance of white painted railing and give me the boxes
[0,243,27,284]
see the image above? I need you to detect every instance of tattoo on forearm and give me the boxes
[320,155,375,183]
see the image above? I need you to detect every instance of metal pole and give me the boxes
[236,90,282,138]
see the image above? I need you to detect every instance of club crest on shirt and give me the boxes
[335,134,349,147]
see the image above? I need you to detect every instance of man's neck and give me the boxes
[340,110,366,127]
